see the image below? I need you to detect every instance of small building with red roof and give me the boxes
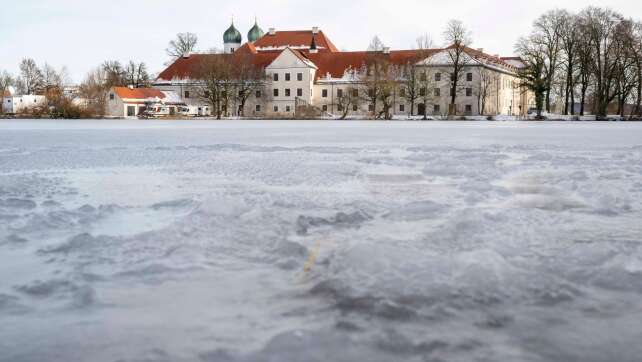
[106,86,190,118]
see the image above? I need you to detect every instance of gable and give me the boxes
[266,48,317,70]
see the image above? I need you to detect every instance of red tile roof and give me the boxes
[253,30,339,53]
[155,44,518,84]
[157,48,446,82]
[113,87,166,99]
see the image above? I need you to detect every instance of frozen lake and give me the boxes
[1,119,642,362]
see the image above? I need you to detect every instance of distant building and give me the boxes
[2,87,47,114]
[105,87,188,118]
[154,21,534,118]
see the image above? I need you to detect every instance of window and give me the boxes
[322,89,328,98]
[368,104,374,112]
[399,88,405,97]
[467,73,473,82]
[435,73,441,81]
[450,73,456,81]
[400,104,405,112]
[184,91,190,98]
[256,104,261,112]
[297,88,303,97]
[285,73,291,81]
[420,72,427,81]
[273,89,279,97]
[434,104,441,114]
[286,105,291,112]
[239,90,244,97]
[450,88,456,97]
[465,104,472,114]
[273,73,279,82]
[368,89,374,97]
[353,104,358,111]
[109,93,115,100]
[322,105,328,111]
[285,89,291,97]
[338,104,344,111]
[127,106,136,117]
[352,89,359,97]
[297,73,303,81]
[256,90,261,98]
[434,88,440,97]
[419,87,426,97]
[337,89,343,98]
[273,105,279,112]
[466,88,473,97]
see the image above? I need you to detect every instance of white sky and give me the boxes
[1,0,640,83]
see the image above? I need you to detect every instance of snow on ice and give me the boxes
[1,119,642,362]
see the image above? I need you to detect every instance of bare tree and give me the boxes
[581,7,625,118]
[233,53,265,116]
[559,11,580,115]
[125,61,151,88]
[532,10,565,113]
[516,35,550,118]
[399,34,434,116]
[167,33,199,63]
[633,21,642,117]
[477,67,499,115]
[0,71,14,114]
[334,86,359,120]
[195,55,235,120]
[442,19,473,117]
[102,61,127,87]
[79,67,110,117]
[18,58,44,95]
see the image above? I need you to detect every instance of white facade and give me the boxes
[2,95,47,114]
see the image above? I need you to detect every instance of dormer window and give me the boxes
[109,93,115,100]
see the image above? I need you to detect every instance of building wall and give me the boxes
[2,95,47,114]
[265,50,316,117]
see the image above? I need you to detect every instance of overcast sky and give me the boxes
[1,0,640,83]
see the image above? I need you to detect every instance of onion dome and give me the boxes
[224,22,242,44]
[248,20,264,43]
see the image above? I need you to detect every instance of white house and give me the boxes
[2,87,47,114]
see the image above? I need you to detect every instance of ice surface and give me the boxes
[1,119,642,362]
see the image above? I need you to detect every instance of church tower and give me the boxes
[223,21,242,53]
[248,19,264,43]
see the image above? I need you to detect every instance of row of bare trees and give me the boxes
[516,7,642,118]
[195,53,265,119]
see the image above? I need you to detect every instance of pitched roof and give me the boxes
[156,48,444,83]
[156,51,280,82]
[253,30,339,53]
[442,44,517,70]
[305,49,442,80]
[2,90,10,98]
[112,87,166,99]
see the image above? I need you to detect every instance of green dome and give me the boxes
[248,21,264,42]
[224,23,242,44]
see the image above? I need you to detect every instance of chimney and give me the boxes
[128,85,134,90]
[312,27,319,34]
[494,54,500,58]
[269,27,276,35]
[182,52,191,59]
[310,33,318,53]
[383,47,390,54]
